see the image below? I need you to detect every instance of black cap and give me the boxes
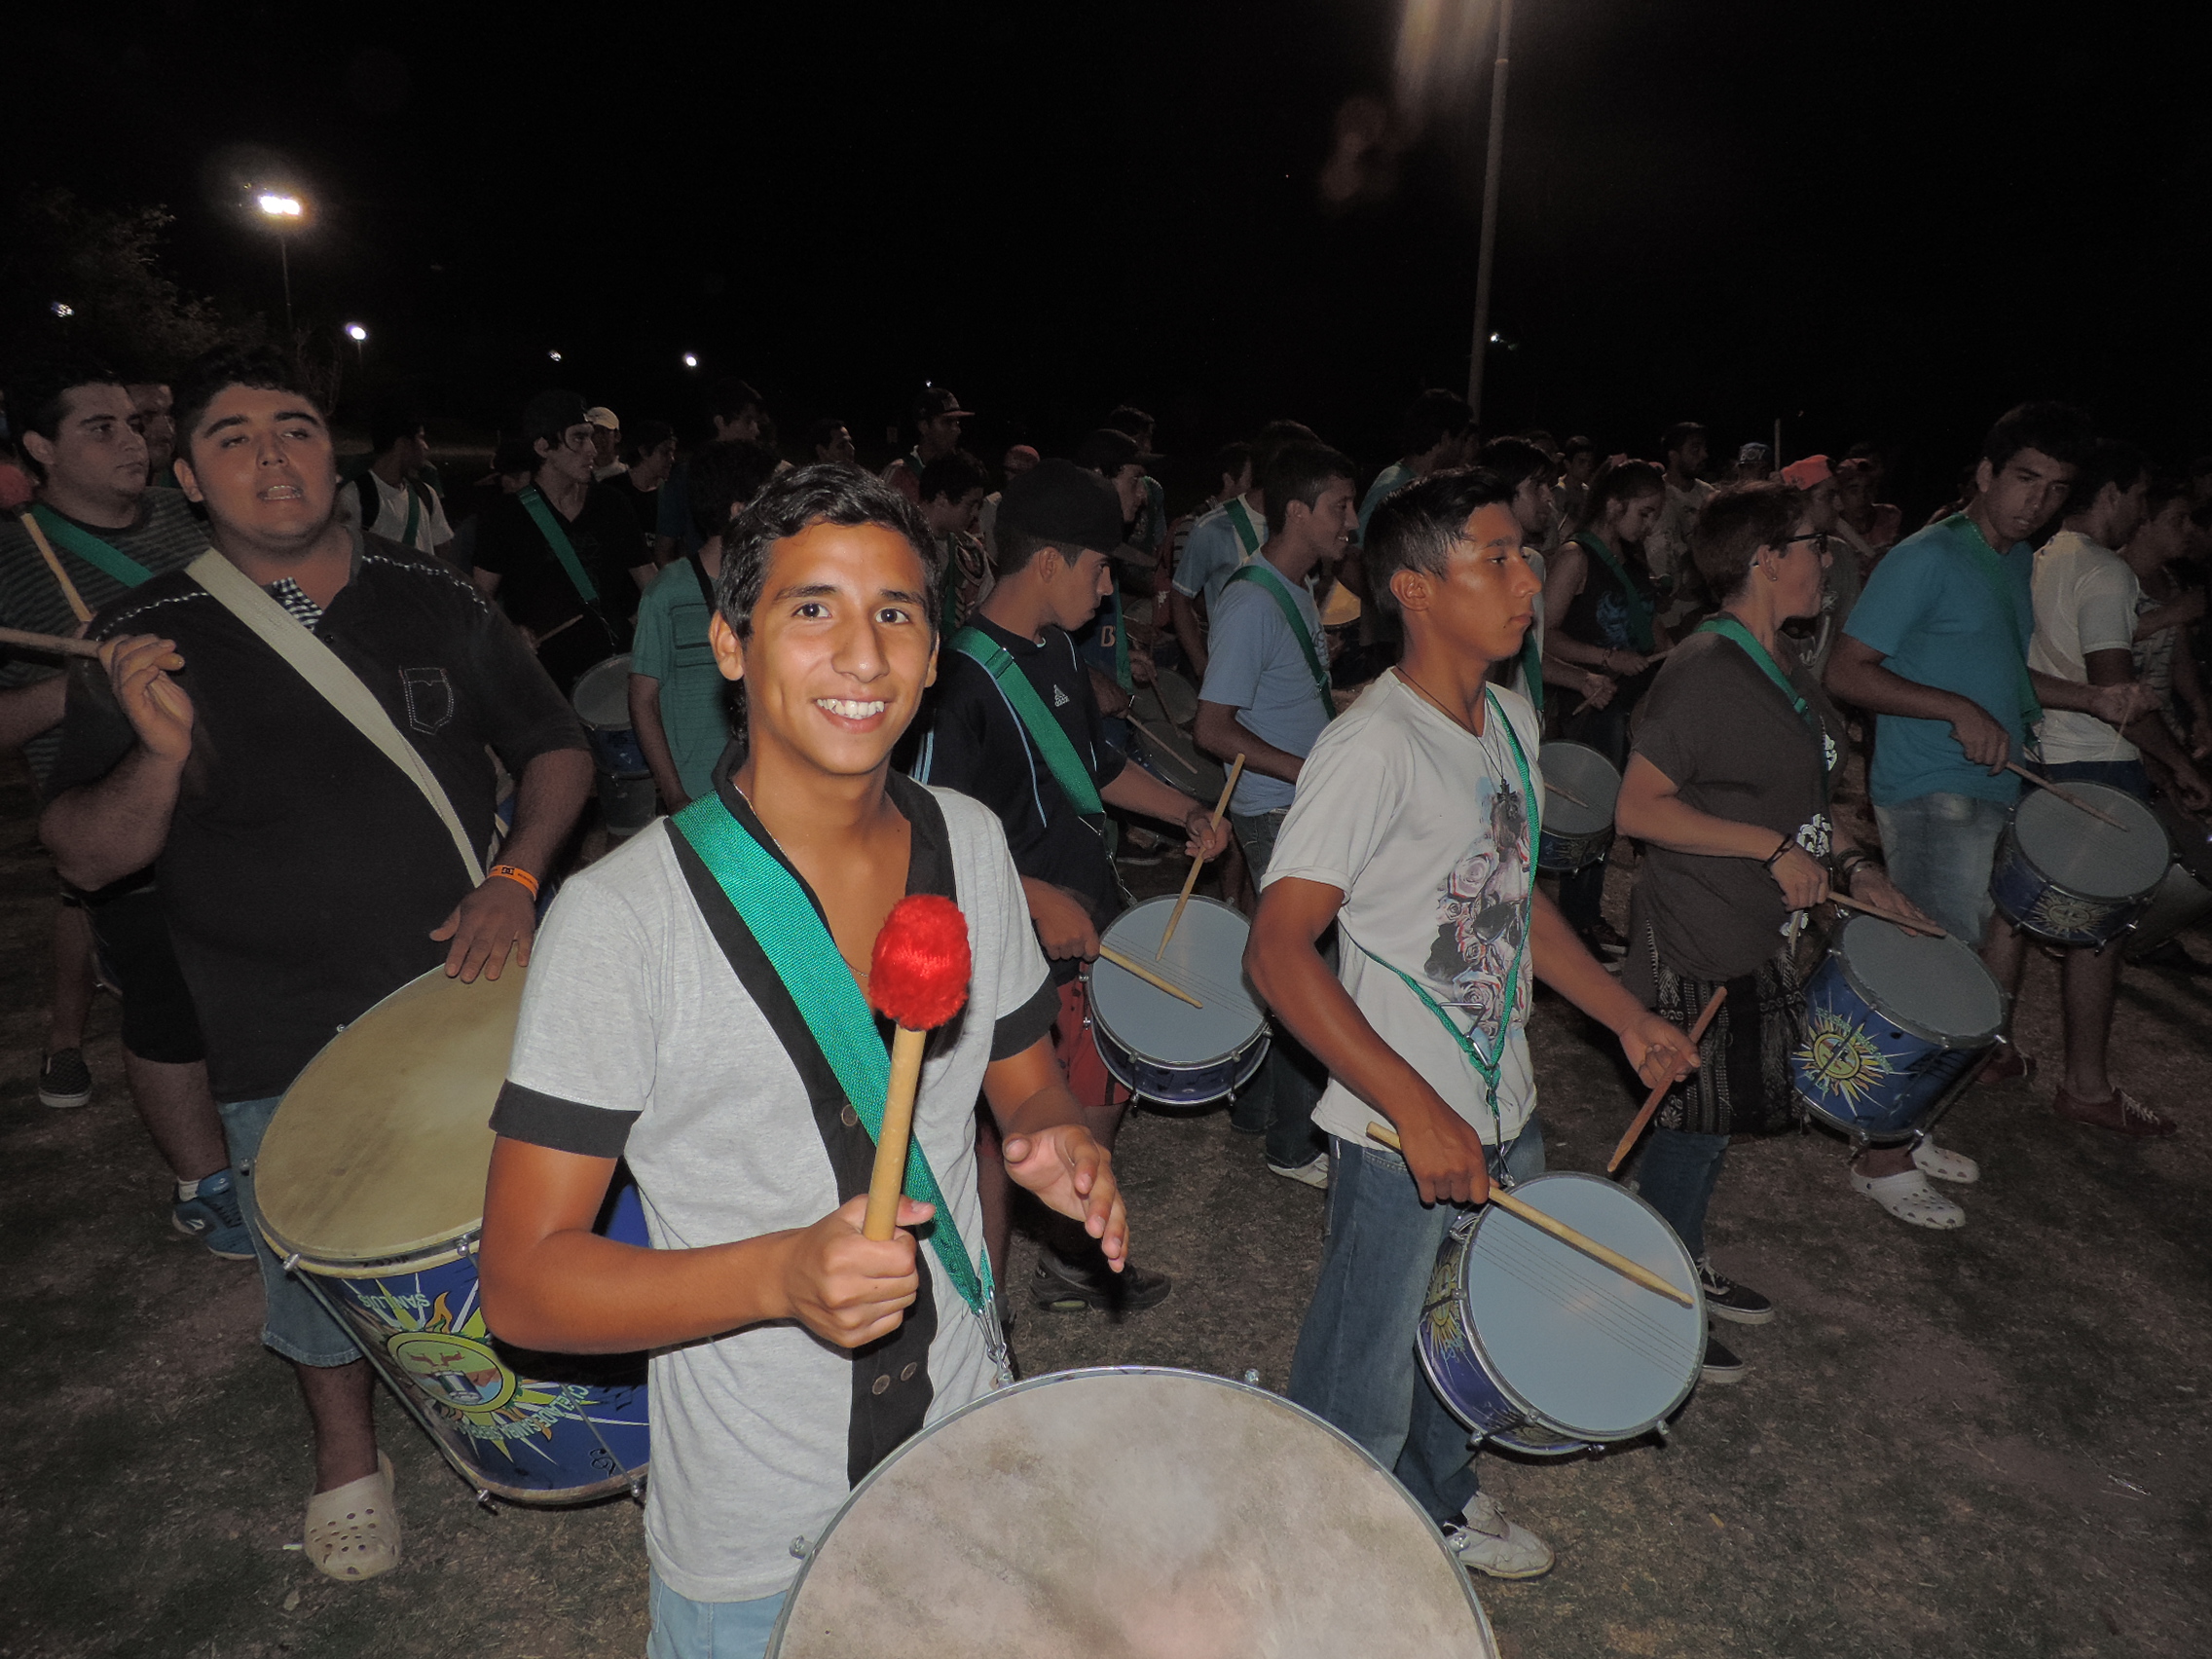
[1073,426,1163,474]
[522,388,590,446]
[913,386,975,423]
[997,459,1124,555]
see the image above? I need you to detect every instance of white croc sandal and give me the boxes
[305,1451,401,1582]
[1851,1168,1965,1231]
[1911,1140,1980,1184]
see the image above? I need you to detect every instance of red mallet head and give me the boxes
[867,894,972,1031]
[0,463,33,511]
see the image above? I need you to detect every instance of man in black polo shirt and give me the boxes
[41,345,593,1584]
[911,459,1229,1313]
[470,388,656,693]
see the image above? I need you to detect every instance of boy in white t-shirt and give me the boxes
[1247,466,1699,1582]
[477,465,1131,1659]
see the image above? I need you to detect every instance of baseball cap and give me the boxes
[1737,441,1770,465]
[1073,427,1163,475]
[914,387,975,423]
[1003,443,1041,471]
[585,405,620,430]
[996,459,1124,555]
[522,388,590,445]
[1778,455,1833,490]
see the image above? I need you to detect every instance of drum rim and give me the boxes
[1828,915,2008,1049]
[1536,740,1622,834]
[1440,1172,1705,1445]
[2006,787,2173,902]
[766,1365,1493,1653]
[1090,1021,1271,1105]
[1088,895,1267,1068]
[260,1219,477,1277]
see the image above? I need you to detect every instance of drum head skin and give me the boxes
[772,1368,1497,1659]
[1093,897,1266,1065]
[255,965,528,1265]
[1836,915,2005,1045]
[571,653,635,731]
[1463,1175,1703,1444]
[1154,667,1199,727]
[1538,742,1621,838]
[2014,784,2169,899]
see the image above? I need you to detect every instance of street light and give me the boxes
[1465,0,1514,424]
[682,352,699,369]
[345,322,368,366]
[255,190,307,337]
[50,302,74,319]
[548,350,563,362]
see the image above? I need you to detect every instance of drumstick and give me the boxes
[1128,718,1202,781]
[1096,944,1203,1009]
[14,511,93,624]
[1827,891,1948,939]
[2004,762,2129,830]
[1158,754,1245,955]
[1544,778,1591,809]
[0,624,101,659]
[861,897,973,1241]
[1606,986,1729,1174]
[1365,1122,1694,1309]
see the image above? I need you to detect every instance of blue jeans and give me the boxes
[1288,1117,1546,1523]
[646,1574,787,1659]
[1229,808,1327,1169]
[219,1094,363,1368]
[1631,1126,1729,1262]
[1873,791,2011,944]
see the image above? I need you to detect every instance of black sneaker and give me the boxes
[1030,1253,1173,1312]
[38,1048,92,1110]
[1701,1331,1746,1384]
[1697,1258,1774,1325]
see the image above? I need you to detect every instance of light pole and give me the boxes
[257,192,304,336]
[1465,0,1514,424]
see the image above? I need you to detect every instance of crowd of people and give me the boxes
[3,346,2206,1656]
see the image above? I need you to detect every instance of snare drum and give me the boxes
[1087,895,1268,1106]
[769,1368,1498,1659]
[1536,742,1621,874]
[255,966,652,1504]
[2126,800,2212,960]
[571,654,658,838]
[1792,915,2006,1144]
[1990,781,2169,945]
[1418,1174,1703,1456]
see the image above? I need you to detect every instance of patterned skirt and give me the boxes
[1644,939,1805,1138]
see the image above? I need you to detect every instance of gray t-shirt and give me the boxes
[1198,565,1333,815]
[493,778,1053,1603]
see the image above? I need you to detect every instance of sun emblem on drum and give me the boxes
[1794,1010,1894,1106]
[2026,890,2107,940]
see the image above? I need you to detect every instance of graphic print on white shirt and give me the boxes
[1427,771,1532,1056]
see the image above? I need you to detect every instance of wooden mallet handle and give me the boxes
[0,625,100,659]
[862,1026,931,1241]
[1365,1122,1693,1309]
[1606,986,1728,1173]
[1159,754,1244,955]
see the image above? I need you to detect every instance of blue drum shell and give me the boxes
[1090,1016,1268,1108]
[1989,826,2150,946]
[1536,822,1613,876]
[1416,1225,1586,1457]
[1792,956,1977,1142]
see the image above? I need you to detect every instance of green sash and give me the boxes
[668,793,996,1327]
[401,485,422,548]
[517,486,601,606]
[1944,514,2042,730]
[1224,498,1263,558]
[1348,687,1536,1145]
[1698,615,1832,810]
[949,627,1105,821]
[30,505,156,588]
[1570,532,1655,654]
[1227,561,1337,724]
[1519,633,1545,717]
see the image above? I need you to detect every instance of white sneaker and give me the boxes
[1911,1139,1979,1184]
[1445,1491,1554,1579]
[1266,1153,1329,1190]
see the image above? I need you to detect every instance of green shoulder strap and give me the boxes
[1224,498,1263,557]
[667,793,994,1321]
[1698,615,1831,810]
[517,487,601,606]
[1944,514,2043,729]
[1570,531,1656,653]
[1519,632,1545,718]
[401,483,422,549]
[949,627,1105,820]
[30,505,157,587]
[1227,561,1337,723]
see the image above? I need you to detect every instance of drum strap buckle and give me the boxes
[979,1301,1014,1390]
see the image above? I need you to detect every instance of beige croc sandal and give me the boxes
[305,1451,401,1582]
[1911,1139,1980,1184]
[1851,1168,1965,1230]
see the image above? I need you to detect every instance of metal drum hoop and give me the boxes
[1826,931,2007,1052]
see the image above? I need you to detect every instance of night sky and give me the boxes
[12,1,2208,511]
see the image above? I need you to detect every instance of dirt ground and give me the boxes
[3,750,2209,1659]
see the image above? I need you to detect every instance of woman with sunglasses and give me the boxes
[1612,483,1938,1385]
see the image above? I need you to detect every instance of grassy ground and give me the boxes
[2,753,2207,1658]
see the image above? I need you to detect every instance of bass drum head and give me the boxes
[1835,914,2005,1046]
[1462,1174,1703,1444]
[2013,783,2169,900]
[571,653,635,732]
[1537,741,1621,839]
[770,1368,1498,1659]
[1093,896,1266,1068]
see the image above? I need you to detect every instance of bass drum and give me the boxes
[2126,799,2212,960]
[769,1368,1498,1659]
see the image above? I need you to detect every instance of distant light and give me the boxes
[50,301,74,318]
[1489,332,1502,343]
[548,350,563,362]
[257,193,304,218]
[682,352,699,369]
[345,323,368,342]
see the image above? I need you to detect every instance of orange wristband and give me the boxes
[488,864,539,900]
